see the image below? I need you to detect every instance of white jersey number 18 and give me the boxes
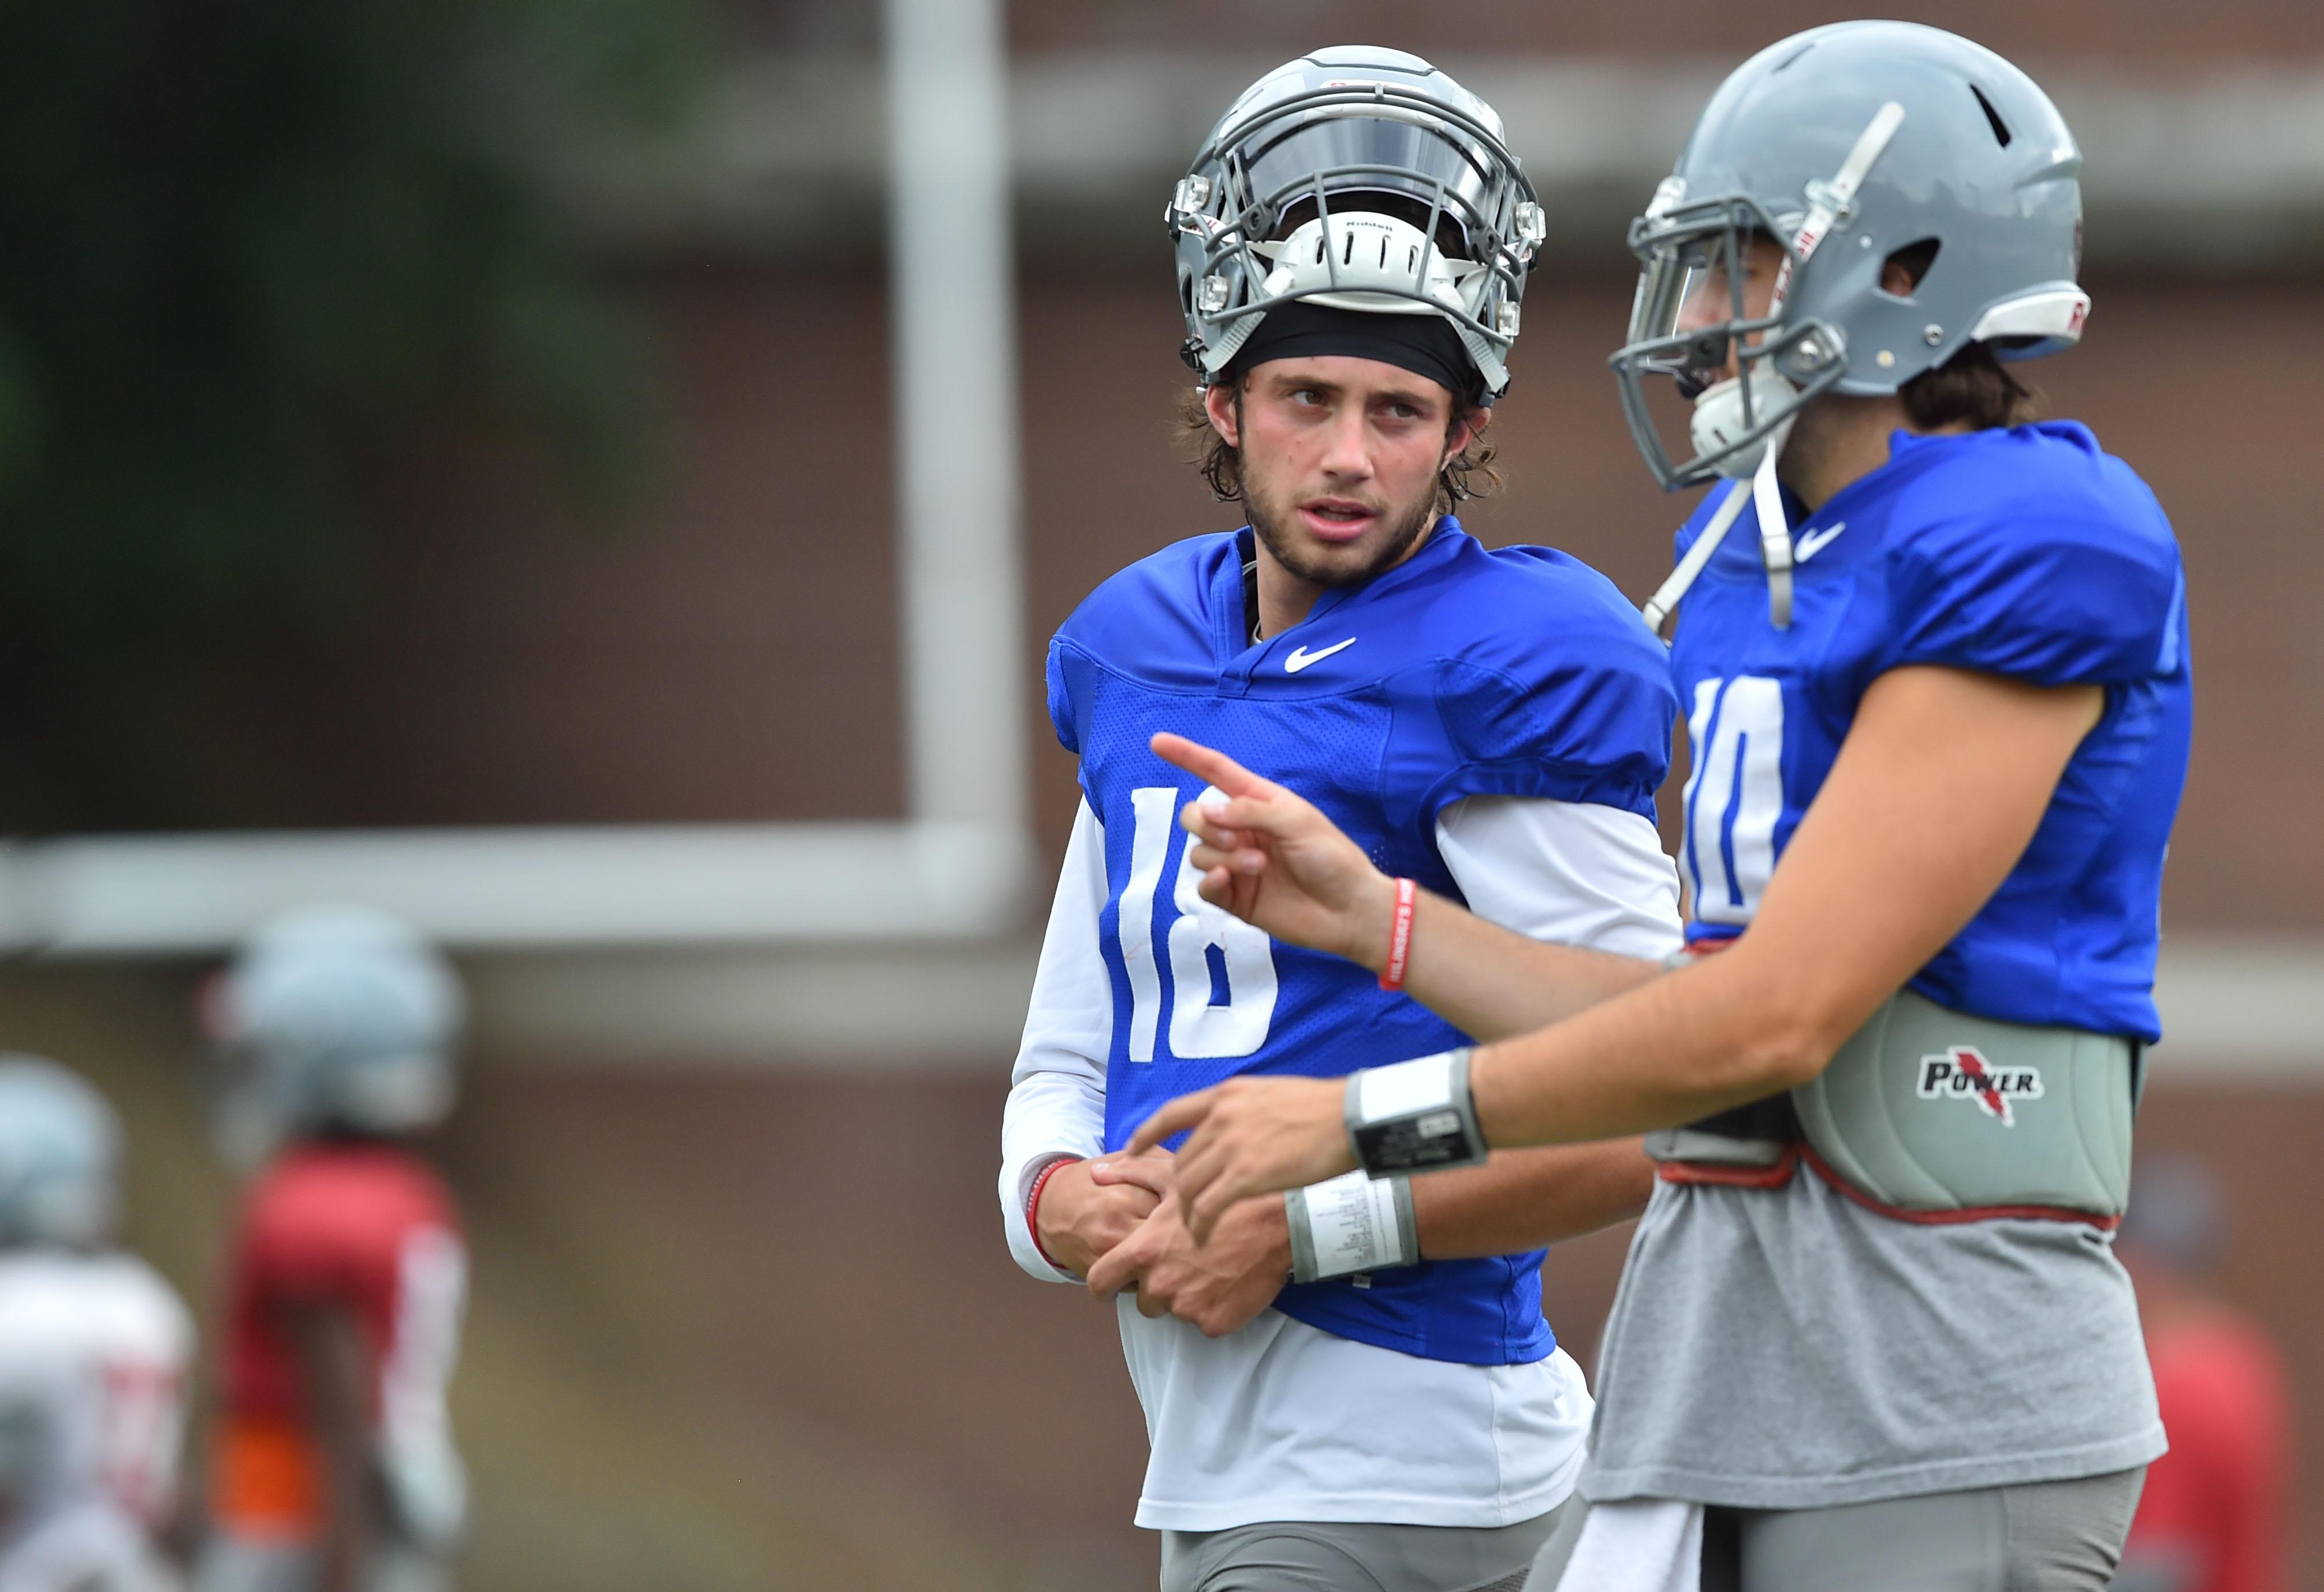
[1118,786,1279,1061]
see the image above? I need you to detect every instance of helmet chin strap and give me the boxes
[1641,405,1798,640]
[1642,419,1794,637]
[1737,100,1907,632]
[1752,436,1796,629]
[1641,477,1751,639]
[1768,101,1906,317]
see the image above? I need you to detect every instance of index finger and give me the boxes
[1127,1088,1217,1156]
[1087,1153,1175,1197]
[1150,733,1280,800]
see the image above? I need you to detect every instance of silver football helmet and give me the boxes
[1170,46,1544,400]
[0,1057,121,1250]
[205,905,465,1159]
[1611,21,2089,491]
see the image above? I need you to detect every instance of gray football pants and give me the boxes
[1526,1467,2144,1592]
[1161,1500,1569,1592]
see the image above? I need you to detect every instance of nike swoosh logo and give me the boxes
[1284,637,1357,673]
[1793,521,1846,564]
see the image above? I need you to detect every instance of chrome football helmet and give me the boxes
[1170,46,1545,401]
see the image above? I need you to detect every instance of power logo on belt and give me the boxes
[1916,1046,2043,1127]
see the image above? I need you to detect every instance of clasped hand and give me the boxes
[1074,1150,1294,1337]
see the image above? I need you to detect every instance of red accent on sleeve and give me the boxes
[1026,1157,1081,1274]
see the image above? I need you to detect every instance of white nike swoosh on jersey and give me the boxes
[1793,521,1847,564]
[1284,637,1357,673]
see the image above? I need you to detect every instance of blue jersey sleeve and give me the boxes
[1045,638,1081,756]
[1885,462,2183,687]
[1420,562,1677,823]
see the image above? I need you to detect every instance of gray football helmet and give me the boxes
[1611,21,2090,490]
[206,905,465,1158]
[1170,46,1545,400]
[0,1058,121,1249]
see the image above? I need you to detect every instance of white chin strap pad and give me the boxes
[1689,366,1798,480]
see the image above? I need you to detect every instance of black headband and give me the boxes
[1221,301,1485,408]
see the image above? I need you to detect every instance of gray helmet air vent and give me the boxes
[1882,238,1942,297]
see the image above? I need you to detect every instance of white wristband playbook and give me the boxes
[1286,1169,1418,1282]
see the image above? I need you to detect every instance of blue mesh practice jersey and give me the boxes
[1670,422,2189,1040]
[1047,518,1676,1365]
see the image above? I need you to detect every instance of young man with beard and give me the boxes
[998,47,1682,1592]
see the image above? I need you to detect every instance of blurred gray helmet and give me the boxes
[1611,21,2090,490]
[0,1057,120,1248]
[1169,46,1545,401]
[207,905,465,1155]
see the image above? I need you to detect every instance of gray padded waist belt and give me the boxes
[1646,990,2139,1221]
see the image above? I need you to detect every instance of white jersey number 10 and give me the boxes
[1118,785,1279,1061]
[1682,676,1786,926]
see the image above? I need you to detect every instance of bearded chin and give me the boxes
[1245,478,1439,590]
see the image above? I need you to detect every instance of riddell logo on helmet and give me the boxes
[1916,1046,2042,1127]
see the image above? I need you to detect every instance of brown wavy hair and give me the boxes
[1882,240,2040,431]
[1177,376,1500,514]
[1898,340,2040,431]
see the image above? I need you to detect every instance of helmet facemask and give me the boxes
[1612,98,1908,494]
[1613,193,1852,490]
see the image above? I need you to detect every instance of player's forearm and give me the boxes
[1465,929,1852,1150]
[1410,1140,1654,1259]
[1393,889,1665,1041]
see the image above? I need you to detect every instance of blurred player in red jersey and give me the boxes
[2112,1157,2292,1592]
[0,1057,193,1592]
[192,908,468,1592]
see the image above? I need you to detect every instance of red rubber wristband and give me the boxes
[1026,1156,1081,1273]
[1378,877,1418,991]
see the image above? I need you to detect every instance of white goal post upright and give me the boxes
[885,0,1028,839]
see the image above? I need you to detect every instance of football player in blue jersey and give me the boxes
[999,46,1697,1592]
[1131,23,2189,1592]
